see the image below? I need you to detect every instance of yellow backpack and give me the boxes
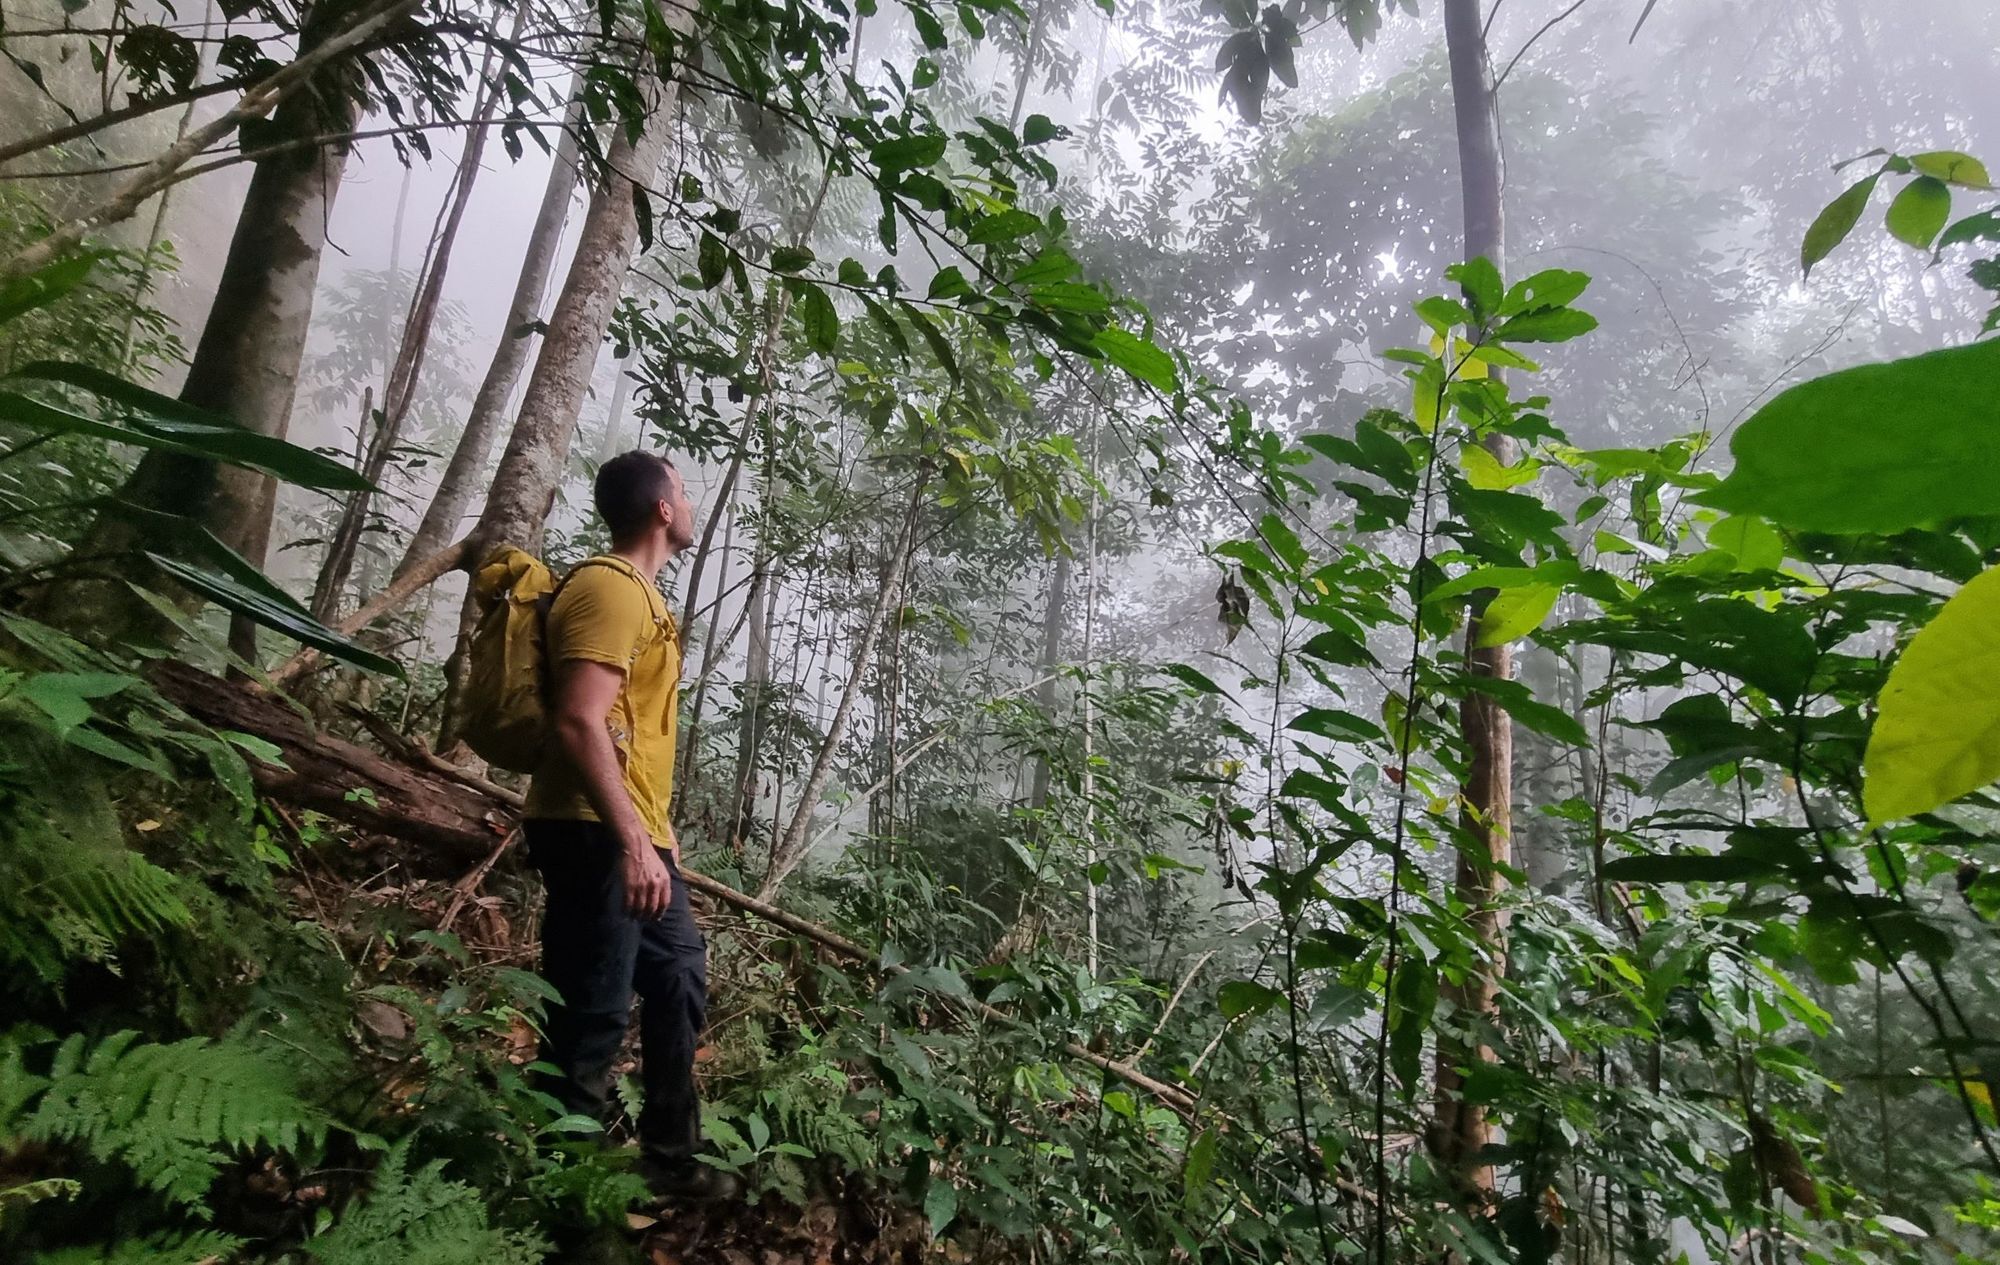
[461,546,650,774]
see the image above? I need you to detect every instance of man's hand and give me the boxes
[621,837,673,919]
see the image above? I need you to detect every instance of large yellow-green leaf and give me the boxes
[1865,565,2000,823]
[1474,582,1560,648]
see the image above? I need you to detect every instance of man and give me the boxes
[524,449,727,1199]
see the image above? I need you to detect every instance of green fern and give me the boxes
[308,1140,546,1265]
[29,1229,245,1265]
[0,702,193,988]
[762,1049,874,1173]
[1,1030,327,1208]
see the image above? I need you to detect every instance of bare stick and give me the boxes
[269,535,472,686]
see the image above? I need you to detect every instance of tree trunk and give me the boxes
[759,478,924,898]
[1026,547,1069,809]
[418,52,683,735]
[723,550,775,852]
[1429,0,1511,1213]
[309,2,524,622]
[394,82,590,579]
[594,352,639,464]
[50,0,367,645]
[467,62,680,558]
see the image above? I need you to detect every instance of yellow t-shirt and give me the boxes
[523,556,680,846]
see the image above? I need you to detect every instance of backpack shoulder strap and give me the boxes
[560,555,670,634]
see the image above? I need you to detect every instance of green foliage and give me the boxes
[0,1030,326,1208]
[1864,564,2000,823]
[306,1141,547,1265]
[1699,338,2000,533]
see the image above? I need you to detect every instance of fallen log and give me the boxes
[150,663,1200,1116]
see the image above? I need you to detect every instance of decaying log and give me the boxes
[149,664,1200,1116]
[154,660,511,856]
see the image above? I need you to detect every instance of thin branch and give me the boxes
[1494,0,1591,89]
[0,0,425,285]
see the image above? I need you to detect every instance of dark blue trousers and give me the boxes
[526,819,707,1160]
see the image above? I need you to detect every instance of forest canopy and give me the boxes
[1,0,1998,1262]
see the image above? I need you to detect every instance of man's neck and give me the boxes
[609,534,673,580]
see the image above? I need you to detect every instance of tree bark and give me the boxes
[48,0,374,645]
[1429,0,1512,1213]
[395,82,590,579]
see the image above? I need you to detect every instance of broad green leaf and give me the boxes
[1021,113,1060,145]
[769,245,814,273]
[146,553,402,677]
[797,285,839,354]
[1182,1127,1219,1201]
[1160,663,1227,696]
[1937,209,2000,255]
[1288,707,1385,744]
[1600,853,1783,884]
[871,133,948,173]
[1473,582,1559,648]
[19,671,137,733]
[924,1178,957,1235]
[0,253,100,325]
[1460,444,1537,490]
[1885,176,1951,250]
[697,231,728,290]
[1698,339,2000,533]
[1706,514,1784,571]
[1492,307,1598,343]
[1414,295,1470,334]
[4,364,371,491]
[1801,172,1879,276]
[1218,979,1287,1019]
[1909,150,1991,189]
[1448,257,1503,319]
[1093,327,1177,392]
[1864,564,2000,824]
[1461,676,1589,747]
[966,209,1041,245]
[926,266,973,301]
[1504,268,1590,313]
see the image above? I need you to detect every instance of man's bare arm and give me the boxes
[549,659,672,918]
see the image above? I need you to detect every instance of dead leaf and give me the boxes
[357,999,409,1041]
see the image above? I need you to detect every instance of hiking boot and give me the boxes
[637,1154,745,1203]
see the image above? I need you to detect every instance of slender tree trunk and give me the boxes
[759,478,924,898]
[50,0,367,645]
[594,352,639,463]
[1429,0,1512,1214]
[722,551,774,848]
[395,83,589,579]
[309,7,521,622]
[1026,548,1069,809]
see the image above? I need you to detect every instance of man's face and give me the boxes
[664,463,698,553]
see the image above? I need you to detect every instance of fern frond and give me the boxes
[308,1141,547,1265]
[0,708,193,987]
[6,1030,327,1208]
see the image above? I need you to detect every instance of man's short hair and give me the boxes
[595,449,674,540]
